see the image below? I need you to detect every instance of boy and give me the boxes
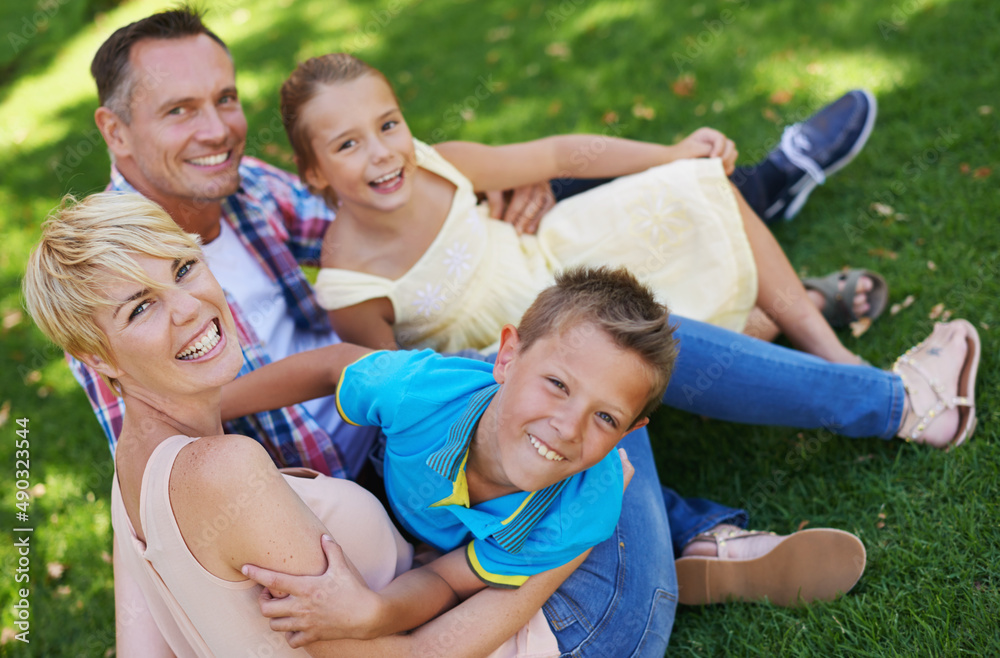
[225,265,676,589]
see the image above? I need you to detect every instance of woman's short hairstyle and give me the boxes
[517,266,679,421]
[23,192,203,391]
[280,52,395,207]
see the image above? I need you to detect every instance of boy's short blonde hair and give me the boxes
[22,192,203,391]
[517,266,678,422]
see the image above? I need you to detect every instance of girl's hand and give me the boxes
[242,535,386,647]
[675,128,738,175]
[485,182,556,234]
[618,448,635,492]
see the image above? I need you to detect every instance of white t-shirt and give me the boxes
[201,221,375,477]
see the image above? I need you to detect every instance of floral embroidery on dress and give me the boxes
[464,209,487,236]
[626,191,690,246]
[413,283,447,317]
[443,241,473,279]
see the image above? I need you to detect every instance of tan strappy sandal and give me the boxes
[893,319,981,449]
[676,527,867,606]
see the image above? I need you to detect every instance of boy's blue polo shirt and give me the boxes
[336,349,624,589]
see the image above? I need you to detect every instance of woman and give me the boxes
[22,192,572,657]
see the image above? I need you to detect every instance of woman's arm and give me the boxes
[220,342,372,421]
[170,437,464,638]
[436,127,737,192]
[113,535,176,658]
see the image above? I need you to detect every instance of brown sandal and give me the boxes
[676,528,867,606]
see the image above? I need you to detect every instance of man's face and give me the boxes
[115,34,247,205]
[484,323,652,494]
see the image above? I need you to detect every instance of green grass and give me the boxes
[1,0,998,654]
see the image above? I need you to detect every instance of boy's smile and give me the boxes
[467,322,652,503]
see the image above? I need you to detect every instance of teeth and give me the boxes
[371,169,401,184]
[188,152,228,166]
[176,321,221,360]
[529,435,565,462]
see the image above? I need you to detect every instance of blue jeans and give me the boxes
[543,426,743,656]
[665,316,906,439]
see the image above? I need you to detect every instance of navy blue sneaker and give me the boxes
[757,90,877,222]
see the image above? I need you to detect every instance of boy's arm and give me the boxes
[220,343,372,421]
[436,128,737,192]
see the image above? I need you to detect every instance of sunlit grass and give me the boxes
[1,0,998,655]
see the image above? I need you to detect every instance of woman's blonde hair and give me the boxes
[23,192,203,391]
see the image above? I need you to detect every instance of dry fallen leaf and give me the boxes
[602,111,618,125]
[30,483,46,498]
[868,247,898,260]
[973,166,992,179]
[856,453,875,462]
[870,202,895,216]
[762,107,779,123]
[26,370,41,384]
[547,100,563,116]
[102,551,113,564]
[770,89,793,105]
[797,519,810,531]
[2,309,22,330]
[0,400,9,428]
[56,585,72,598]
[942,310,953,321]
[486,25,513,42]
[1,627,16,645]
[876,521,886,529]
[928,303,945,320]
[979,105,994,115]
[877,512,887,520]
[48,562,66,580]
[927,260,937,271]
[850,316,872,338]
[631,103,656,120]
[980,322,990,330]
[959,162,971,175]
[545,42,570,59]
[671,73,696,97]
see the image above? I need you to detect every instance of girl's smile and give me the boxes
[300,75,417,215]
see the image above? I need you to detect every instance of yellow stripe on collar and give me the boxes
[430,451,471,508]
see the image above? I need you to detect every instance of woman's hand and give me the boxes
[674,128,738,175]
[242,535,387,647]
[484,182,556,235]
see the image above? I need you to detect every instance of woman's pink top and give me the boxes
[111,435,558,657]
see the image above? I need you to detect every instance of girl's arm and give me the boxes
[220,343,372,421]
[327,300,398,351]
[436,127,737,192]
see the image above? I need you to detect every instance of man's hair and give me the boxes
[23,192,203,392]
[280,53,395,206]
[517,266,678,421]
[91,6,230,124]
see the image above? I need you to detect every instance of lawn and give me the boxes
[1,0,998,655]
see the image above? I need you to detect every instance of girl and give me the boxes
[283,53,871,364]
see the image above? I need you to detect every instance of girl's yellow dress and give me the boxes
[315,139,757,352]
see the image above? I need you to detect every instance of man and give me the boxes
[74,7,894,654]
